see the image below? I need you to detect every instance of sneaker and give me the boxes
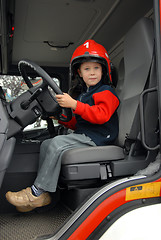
[6,187,51,212]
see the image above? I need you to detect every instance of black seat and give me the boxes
[60,17,159,184]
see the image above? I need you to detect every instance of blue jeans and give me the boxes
[34,133,96,192]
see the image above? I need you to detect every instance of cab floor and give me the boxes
[0,203,71,240]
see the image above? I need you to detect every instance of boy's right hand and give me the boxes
[56,93,77,110]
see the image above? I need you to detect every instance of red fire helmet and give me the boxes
[70,39,112,82]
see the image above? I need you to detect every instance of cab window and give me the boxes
[0,75,60,131]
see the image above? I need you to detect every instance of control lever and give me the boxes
[21,88,43,110]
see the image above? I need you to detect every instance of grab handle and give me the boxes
[139,87,160,151]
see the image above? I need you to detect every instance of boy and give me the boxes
[6,40,119,212]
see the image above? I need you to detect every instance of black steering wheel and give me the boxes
[18,59,72,122]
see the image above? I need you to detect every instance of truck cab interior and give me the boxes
[0,0,160,239]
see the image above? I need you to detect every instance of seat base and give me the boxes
[61,145,124,181]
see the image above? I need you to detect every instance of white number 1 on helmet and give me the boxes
[84,42,89,49]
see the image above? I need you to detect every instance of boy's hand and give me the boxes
[56,93,77,110]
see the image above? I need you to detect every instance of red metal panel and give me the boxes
[68,178,161,240]
[67,189,126,240]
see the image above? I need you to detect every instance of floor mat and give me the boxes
[0,203,71,240]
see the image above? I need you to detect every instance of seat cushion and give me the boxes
[61,145,124,165]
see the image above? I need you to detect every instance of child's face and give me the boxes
[78,62,102,88]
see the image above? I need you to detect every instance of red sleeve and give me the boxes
[58,115,77,130]
[73,90,119,124]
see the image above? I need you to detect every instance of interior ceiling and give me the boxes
[11,0,153,68]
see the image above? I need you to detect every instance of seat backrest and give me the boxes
[116,17,154,147]
[116,58,125,101]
